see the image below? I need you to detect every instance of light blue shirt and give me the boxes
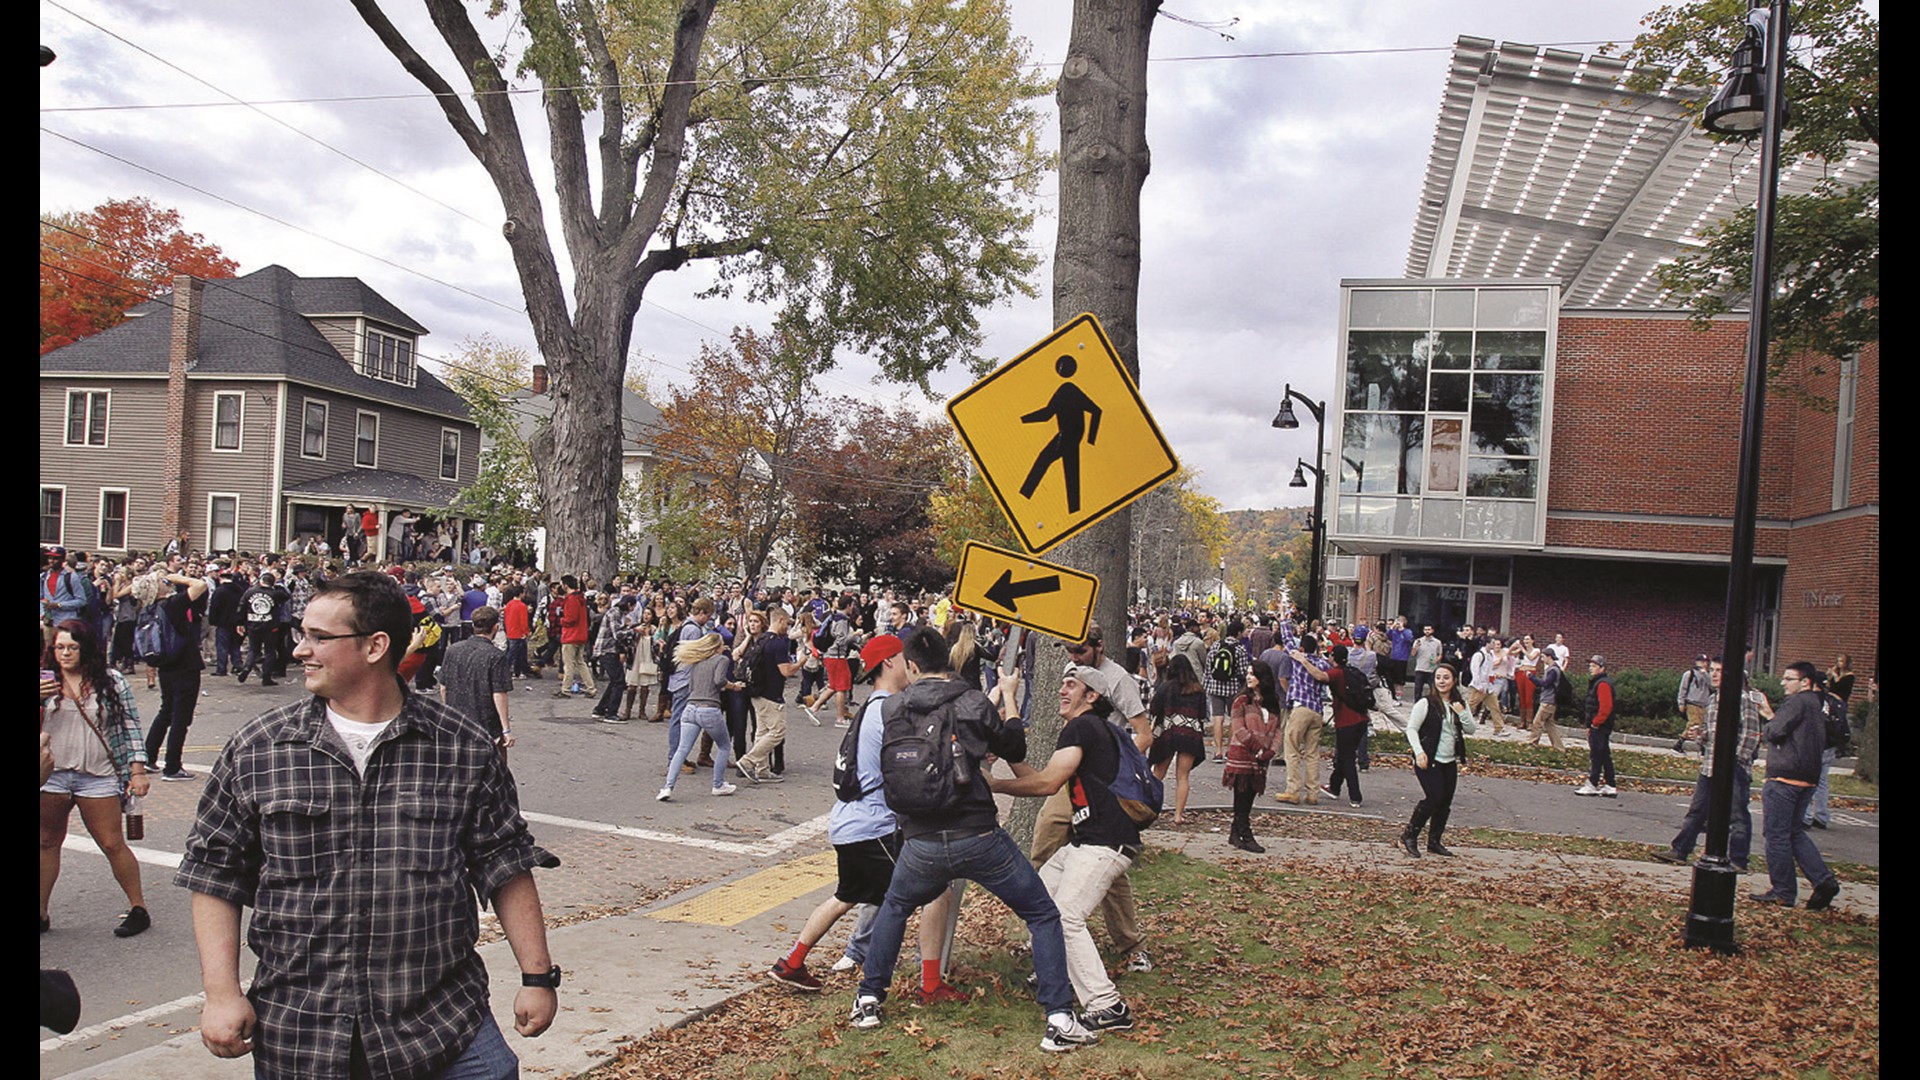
[828,689,897,845]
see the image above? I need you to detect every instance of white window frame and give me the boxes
[302,399,329,460]
[40,485,66,547]
[63,389,110,448]
[97,488,130,552]
[440,427,461,482]
[361,326,418,388]
[211,391,244,452]
[354,410,379,469]
[207,492,240,553]
[1832,355,1857,511]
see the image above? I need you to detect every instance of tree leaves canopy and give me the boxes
[1619,0,1878,362]
[40,197,239,355]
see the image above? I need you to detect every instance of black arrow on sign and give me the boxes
[984,570,1061,614]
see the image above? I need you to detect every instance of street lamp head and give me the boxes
[40,45,56,67]
[1272,397,1298,430]
[1289,464,1308,488]
[1703,20,1767,135]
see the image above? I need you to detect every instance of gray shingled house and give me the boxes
[39,265,481,558]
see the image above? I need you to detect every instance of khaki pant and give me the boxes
[1467,686,1507,733]
[739,697,787,774]
[1529,703,1565,750]
[560,642,596,695]
[1283,706,1323,798]
[1030,786,1143,954]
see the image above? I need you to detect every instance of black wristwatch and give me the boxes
[521,964,562,989]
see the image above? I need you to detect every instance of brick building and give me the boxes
[1321,39,1877,676]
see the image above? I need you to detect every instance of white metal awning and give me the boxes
[1407,37,1877,310]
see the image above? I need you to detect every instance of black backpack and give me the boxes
[133,600,187,666]
[1552,667,1576,710]
[1208,642,1235,683]
[813,614,841,654]
[1336,667,1374,715]
[1821,694,1851,751]
[831,703,882,802]
[879,691,972,815]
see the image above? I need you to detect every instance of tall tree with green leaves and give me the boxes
[349,0,1048,585]
[1619,0,1877,365]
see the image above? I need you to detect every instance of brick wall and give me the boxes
[1508,555,1751,673]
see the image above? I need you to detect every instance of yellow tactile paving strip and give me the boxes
[647,850,838,926]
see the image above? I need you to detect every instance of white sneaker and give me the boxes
[848,995,883,1029]
[1600,785,1618,798]
[1040,1012,1099,1052]
[1574,782,1600,796]
[656,787,672,802]
[711,783,738,796]
[1124,950,1153,973]
[831,955,859,973]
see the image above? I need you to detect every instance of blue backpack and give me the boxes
[133,600,188,666]
[1106,722,1164,828]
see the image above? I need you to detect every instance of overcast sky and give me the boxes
[41,0,1676,511]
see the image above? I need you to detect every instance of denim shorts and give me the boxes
[41,769,122,799]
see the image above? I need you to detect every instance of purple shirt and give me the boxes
[1277,620,1331,712]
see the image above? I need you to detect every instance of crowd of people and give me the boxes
[39,532,1869,1065]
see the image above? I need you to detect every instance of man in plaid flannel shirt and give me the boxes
[1273,617,1334,805]
[178,571,561,1079]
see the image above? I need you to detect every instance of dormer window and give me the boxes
[363,326,416,386]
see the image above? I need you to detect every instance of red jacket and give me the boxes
[559,592,589,644]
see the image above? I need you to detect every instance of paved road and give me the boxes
[39,672,1876,1077]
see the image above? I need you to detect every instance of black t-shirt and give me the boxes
[752,633,793,702]
[1058,713,1141,849]
[1123,644,1146,679]
[160,589,205,672]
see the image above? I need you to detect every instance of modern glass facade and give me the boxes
[1332,280,1556,548]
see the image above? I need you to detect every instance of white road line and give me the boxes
[750,813,831,856]
[40,992,205,1052]
[1833,812,1877,829]
[519,810,833,856]
[64,836,182,868]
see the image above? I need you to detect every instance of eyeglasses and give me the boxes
[304,629,371,644]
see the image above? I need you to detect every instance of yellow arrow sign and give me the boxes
[947,313,1178,554]
[952,541,1099,645]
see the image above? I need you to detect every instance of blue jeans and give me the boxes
[433,1013,517,1080]
[1587,722,1615,785]
[858,829,1072,1016]
[1760,779,1833,904]
[1804,746,1835,826]
[664,704,729,791]
[667,682,691,757]
[1669,765,1752,868]
[214,625,244,675]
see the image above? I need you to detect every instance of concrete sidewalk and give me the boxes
[55,818,1876,1080]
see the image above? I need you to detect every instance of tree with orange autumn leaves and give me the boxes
[40,197,239,354]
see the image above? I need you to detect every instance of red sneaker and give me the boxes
[911,981,969,1006]
[769,959,823,992]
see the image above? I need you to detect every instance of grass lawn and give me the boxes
[582,827,1878,1079]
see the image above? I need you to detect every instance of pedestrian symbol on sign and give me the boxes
[1017,355,1102,514]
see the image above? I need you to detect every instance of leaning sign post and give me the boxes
[946,312,1177,641]
[946,313,1178,556]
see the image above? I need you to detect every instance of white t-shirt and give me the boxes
[327,705,395,776]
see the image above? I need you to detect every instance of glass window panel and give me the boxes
[1345,332,1432,412]
[1401,553,1471,582]
[1464,499,1530,543]
[88,393,108,445]
[356,414,377,467]
[1466,457,1537,499]
[1470,373,1542,456]
[304,402,326,457]
[441,430,459,480]
[1427,417,1463,493]
[1335,493,1360,535]
[1429,372,1469,412]
[1399,583,1469,637]
[67,394,87,444]
[1471,557,1513,586]
[215,395,240,449]
[398,340,414,384]
[210,497,237,550]
[101,492,127,549]
[1393,497,1421,535]
[1474,288,1550,329]
[1420,498,1463,539]
[41,488,64,544]
[1429,331,1472,370]
[1340,413,1424,495]
[1351,496,1401,536]
[1348,289,1432,329]
[1473,331,1546,370]
[1433,289,1477,328]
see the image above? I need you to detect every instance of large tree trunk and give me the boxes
[1007,0,1159,850]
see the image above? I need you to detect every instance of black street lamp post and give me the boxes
[1686,0,1791,956]
[1274,384,1326,621]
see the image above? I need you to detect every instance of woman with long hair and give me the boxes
[1399,662,1476,858]
[1148,653,1209,825]
[1222,659,1284,852]
[623,606,661,722]
[657,633,740,800]
[40,619,152,936]
[949,620,982,690]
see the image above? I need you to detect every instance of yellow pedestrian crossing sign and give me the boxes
[946,314,1178,554]
[952,541,1100,644]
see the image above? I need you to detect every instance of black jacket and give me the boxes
[1763,691,1827,784]
[208,576,246,628]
